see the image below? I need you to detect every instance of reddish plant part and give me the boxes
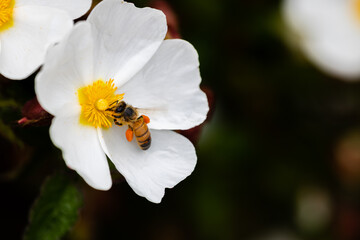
[149,0,181,39]
[18,98,53,126]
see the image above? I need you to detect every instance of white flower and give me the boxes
[283,0,360,80]
[0,0,92,80]
[35,0,208,203]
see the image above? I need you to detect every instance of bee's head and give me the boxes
[115,101,126,113]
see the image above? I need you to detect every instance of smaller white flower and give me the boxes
[283,0,360,80]
[35,0,208,203]
[0,0,92,80]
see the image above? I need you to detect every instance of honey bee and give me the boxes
[106,101,151,150]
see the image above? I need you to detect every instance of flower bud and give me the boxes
[18,97,52,126]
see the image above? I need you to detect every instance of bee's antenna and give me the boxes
[106,100,119,111]
[109,100,119,107]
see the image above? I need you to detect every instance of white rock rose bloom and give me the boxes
[35,0,209,203]
[283,0,360,80]
[0,0,92,80]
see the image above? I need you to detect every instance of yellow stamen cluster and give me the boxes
[0,0,15,31]
[78,79,124,128]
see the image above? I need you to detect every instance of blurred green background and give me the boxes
[1,0,360,239]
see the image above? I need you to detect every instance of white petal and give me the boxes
[88,0,167,86]
[302,35,360,79]
[0,6,73,80]
[283,0,360,79]
[50,106,112,190]
[35,21,93,115]
[101,126,197,203]
[15,0,92,19]
[283,0,346,37]
[121,39,209,130]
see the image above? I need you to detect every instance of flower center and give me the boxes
[77,79,124,128]
[0,0,15,32]
[95,99,109,111]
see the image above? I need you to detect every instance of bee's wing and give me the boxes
[136,106,165,116]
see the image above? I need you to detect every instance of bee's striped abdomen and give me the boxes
[133,117,151,150]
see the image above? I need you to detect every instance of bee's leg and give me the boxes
[114,119,122,126]
[106,106,116,111]
[125,127,134,142]
[140,115,150,124]
[112,114,121,118]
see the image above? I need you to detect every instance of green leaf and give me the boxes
[0,99,20,109]
[24,173,83,240]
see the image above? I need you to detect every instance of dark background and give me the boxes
[1,0,360,239]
